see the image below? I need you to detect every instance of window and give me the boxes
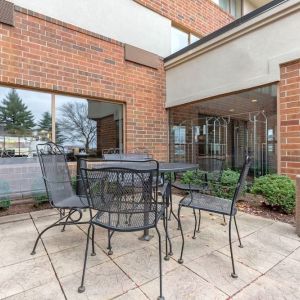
[0,86,124,159]
[213,0,242,18]
[171,26,200,54]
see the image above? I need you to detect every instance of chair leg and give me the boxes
[222,215,227,226]
[78,223,92,293]
[177,206,184,264]
[192,209,197,239]
[196,210,201,232]
[229,216,238,278]
[168,188,173,221]
[107,230,113,255]
[31,214,67,255]
[91,224,96,256]
[155,225,165,300]
[163,206,173,260]
[234,216,243,248]
[61,209,75,232]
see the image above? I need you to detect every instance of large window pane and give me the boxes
[0,87,51,157]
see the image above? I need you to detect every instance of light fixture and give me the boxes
[251,99,258,103]
[229,108,235,112]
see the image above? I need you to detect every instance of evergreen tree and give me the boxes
[38,111,65,144]
[0,89,35,135]
[37,111,51,131]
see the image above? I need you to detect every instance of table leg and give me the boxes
[139,229,153,241]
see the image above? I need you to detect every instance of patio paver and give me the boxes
[0,199,299,300]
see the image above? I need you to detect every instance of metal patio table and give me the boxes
[76,159,198,242]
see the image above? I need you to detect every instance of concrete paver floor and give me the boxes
[0,195,299,300]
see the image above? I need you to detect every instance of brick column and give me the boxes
[279,60,300,179]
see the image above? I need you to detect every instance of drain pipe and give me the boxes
[296,175,300,236]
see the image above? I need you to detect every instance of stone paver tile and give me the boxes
[95,231,157,258]
[219,230,300,273]
[0,233,45,268]
[0,255,56,299]
[34,214,82,238]
[165,225,231,263]
[114,288,148,300]
[233,275,300,300]
[266,257,300,286]
[41,228,87,254]
[289,246,300,262]
[0,213,30,225]
[60,260,136,300]
[0,219,36,238]
[259,221,299,241]
[140,265,227,300]
[77,223,108,239]
[114,245,179,285]
[186,252,261,296]
[50,243,109,278]
[30,209,58,219]
[235,213,274,231]
[3,280,64,300]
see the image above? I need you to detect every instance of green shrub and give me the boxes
[0,199,11,209]
[210,169,242,199]
[0,180,11,209]
[180,170,206,185]
[33,193,48,205]
[71,176,77,192]
[251,174,295,214]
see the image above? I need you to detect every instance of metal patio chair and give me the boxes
[78,160,166,300]
[177,156,251,278]
[31,142,94,255]
[171,157,225,235]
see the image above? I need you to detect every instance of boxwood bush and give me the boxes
[210,169,243,199]
[180,169,243,199]
[251,174,295,214]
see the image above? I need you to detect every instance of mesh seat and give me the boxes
[94,203,165,231]
[180,193,236,215]
[55,195,89,208]
[172,181,202,192]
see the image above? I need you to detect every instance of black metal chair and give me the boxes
[177,156,251,278]
[172,157,225,236]
[78,160,166,300]
[31,142,93,255]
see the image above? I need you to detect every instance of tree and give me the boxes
[57,102,96,151]
[38,111,65,144]
[37,111,51,132]
[0,89,35,135]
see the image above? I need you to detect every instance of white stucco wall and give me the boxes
[10,0,171,56]
[165,0,300,108]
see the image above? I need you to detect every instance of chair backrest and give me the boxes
[81,160,160,227]
[230,155,252,213]
[37,142,75,206]
[198,157,225,182]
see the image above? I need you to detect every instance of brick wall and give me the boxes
[0,7,168,160]
[134,0,234,36]
[97,115,118,154]
[279,60,300,179]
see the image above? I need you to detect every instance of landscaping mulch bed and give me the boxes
[0,201,51,217]
[237,193,295,226]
